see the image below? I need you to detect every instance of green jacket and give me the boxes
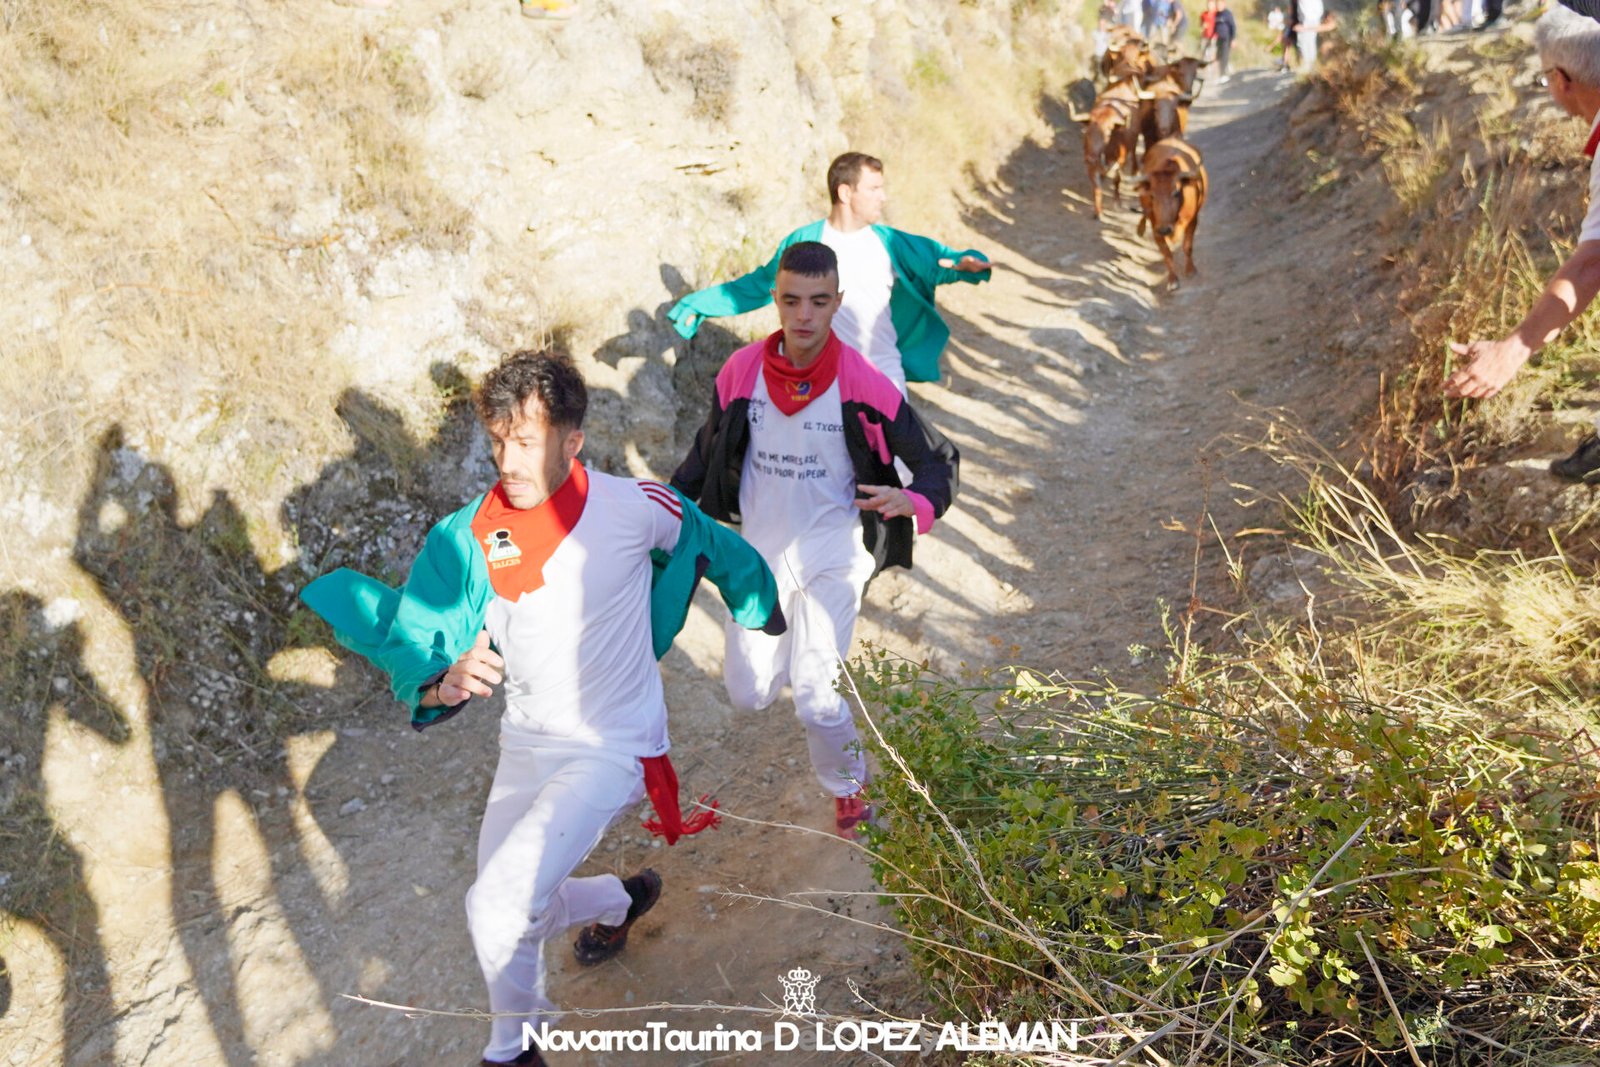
[300,484,781,730]
[666,221,990,384]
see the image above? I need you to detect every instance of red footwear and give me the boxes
[835,792,871,839]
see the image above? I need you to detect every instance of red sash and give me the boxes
[640,756,720,844]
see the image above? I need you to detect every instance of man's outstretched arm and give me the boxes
[1446,240,1600,398]
[667,227,814,338]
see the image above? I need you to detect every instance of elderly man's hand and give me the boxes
[1444,338,1531,399]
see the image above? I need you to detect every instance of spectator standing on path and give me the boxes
[1214,0,1238,80]
[1295,0,1325,71]
[1119,0,1145,29]
[668,153,993,395]
[1445,5,1600,481]
[1412,0,1435,34]
[1170,0,1191,47]
[300,352,784,1066]
[1277,0,1301,70]
[1148,0,1177,47]
[1202,0,1219,63]
[1094,13,1115,70]
[671,242,959,840]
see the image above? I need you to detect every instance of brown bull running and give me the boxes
[1077,78,1143,219]
[1136,137,1207,291]
[1137,71,1193,159]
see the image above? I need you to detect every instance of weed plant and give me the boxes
[854,407,1600,1062]
[856,651,1600,1063]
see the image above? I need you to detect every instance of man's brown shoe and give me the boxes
[573,869,661,965]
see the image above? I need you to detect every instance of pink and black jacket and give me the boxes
[670,335,960,575]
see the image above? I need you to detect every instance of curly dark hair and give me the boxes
[474,350,588,431]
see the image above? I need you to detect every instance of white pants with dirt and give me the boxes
[724,560,872,797]
[466,742,645,1063]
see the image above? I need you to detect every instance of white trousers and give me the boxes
[466,743,645,1063]
[1298,29,1319,71]
[724,559,872,797]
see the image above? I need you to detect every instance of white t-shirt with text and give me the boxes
[737,371,874,587]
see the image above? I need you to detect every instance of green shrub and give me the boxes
[854,651,1600,1063]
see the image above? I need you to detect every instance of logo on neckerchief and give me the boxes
[789,380,812,401]
[484,528,522,568]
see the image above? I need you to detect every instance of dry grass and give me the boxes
[842,8,1082,235]
[0,1,475,518]
[1252,421,1600,705]
[1306,38,1597,508]
[638,24,741,125]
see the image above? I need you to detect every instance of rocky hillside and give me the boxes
[1,0,1086,581]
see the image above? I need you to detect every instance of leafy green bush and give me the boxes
[855,652,1600,1063]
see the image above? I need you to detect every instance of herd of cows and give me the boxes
[1071,26,1210,290]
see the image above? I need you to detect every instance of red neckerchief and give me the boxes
[640,756,720,844]
[1586,114,1600,159]
[470,459,588,599]
[761,329,841,416]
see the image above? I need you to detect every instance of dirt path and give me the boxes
[321,68,1322,1067]
[8,68,1361,1067]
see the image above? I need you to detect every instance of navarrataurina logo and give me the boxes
[778,967,819,1017]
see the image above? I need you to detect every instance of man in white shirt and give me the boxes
[669,153,994,393]
[1445,5,1600,480]
[1295,0,1325,71]
[671,242,960,838]
[302,352,784,1066]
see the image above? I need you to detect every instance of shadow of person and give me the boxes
[0,591,129,1064]
[71,427,345,1067]
[658,262,762,465]
[281,362,488,591]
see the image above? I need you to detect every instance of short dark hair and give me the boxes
[826,152,883,205]
[475,350,587,431]
[777,241,839,281]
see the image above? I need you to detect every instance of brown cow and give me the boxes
[1102,37,1154,83]
[1148,56,1204,97]
[1074,78,1144,219]
[1098,27,1144,79]
[1136,138,1207,291]
[1137,72,1194,159]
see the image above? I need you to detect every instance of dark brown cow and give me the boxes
[1137,72,1192,159]
[1148,56,1204,97]
[1075,77,1144,219]
[1136,138,1207,291]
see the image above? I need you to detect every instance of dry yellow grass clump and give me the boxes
[0,0,471,527]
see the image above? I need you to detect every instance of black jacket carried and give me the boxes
[670,334,959,576]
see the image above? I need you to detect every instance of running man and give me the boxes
[668,152,994,394]
[301,352,783,1066]
[671,241,959,838]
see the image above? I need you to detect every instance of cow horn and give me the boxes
[1137,90,1155,100]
